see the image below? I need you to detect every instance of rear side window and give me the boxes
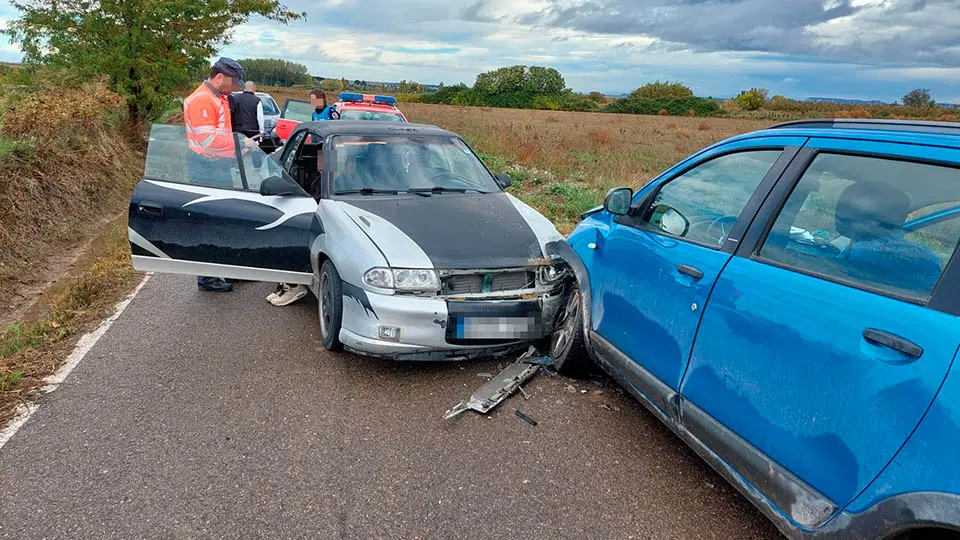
[758,153,960,301]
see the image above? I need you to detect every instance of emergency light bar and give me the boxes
[338,92,398,106]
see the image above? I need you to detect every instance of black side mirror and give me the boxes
[495,173,512,189]
[604,187,633,215]
[260,176,301,197]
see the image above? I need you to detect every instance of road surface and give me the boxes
[0,274,780,539]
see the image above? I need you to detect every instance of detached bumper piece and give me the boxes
[443,347,547,420]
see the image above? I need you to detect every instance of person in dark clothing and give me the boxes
[229,81,265,139]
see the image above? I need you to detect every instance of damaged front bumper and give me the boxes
[338,266,574,360]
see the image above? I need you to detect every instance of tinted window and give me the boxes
[639,150,782,248]
[759,153,960,301]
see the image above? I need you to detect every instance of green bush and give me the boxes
[558,92,601,112]
[734,88,769,111]
[482,91,537,109]
[630,81,694,100]
[533,94,563,110]
[603,97,721,116]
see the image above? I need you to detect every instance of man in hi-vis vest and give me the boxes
[183,57,256,292]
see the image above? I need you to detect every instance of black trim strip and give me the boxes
[589,331,678,418]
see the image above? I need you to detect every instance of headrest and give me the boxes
[835,182,910,242]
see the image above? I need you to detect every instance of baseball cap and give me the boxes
[212,57,245,85]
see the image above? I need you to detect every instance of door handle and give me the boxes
[677,264,704,280]
[863,328,923,359]
[138,203,162,216]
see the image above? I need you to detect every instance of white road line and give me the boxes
[0,274,152,450]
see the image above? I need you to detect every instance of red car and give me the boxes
[274,93,407,141]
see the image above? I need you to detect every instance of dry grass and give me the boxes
[1,220,138,424]
[400,102,773,231]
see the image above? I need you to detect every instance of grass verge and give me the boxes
[0,215,138,425]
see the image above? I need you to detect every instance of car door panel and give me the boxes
[681,259,958,526]
[589,138,806,400]
[129,124,318,284]
[680,140,960,528]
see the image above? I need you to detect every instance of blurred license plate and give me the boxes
[454,316,541,340]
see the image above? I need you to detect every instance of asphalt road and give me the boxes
[0,274,781,539]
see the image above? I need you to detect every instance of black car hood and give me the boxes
[336,193,545,269]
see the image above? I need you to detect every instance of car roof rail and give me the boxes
[768,118,960,136]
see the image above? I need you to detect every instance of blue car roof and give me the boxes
[729,119,960,152]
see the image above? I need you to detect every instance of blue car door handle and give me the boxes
[863,328,924,359]
[677,264,704,280]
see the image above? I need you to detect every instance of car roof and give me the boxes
[750,119,960,150]
[295,121,455,138]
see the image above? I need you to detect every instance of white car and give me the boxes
[130,122,579,360]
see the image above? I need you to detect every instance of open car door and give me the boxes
[128,124,318,285]
[275,99,313,141]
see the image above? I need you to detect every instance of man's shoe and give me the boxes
[266,283,286,303]
[198,277,233,292]
[270,284,308,306]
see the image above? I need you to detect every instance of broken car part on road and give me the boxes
[443,347,549,419]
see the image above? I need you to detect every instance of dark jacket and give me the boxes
[229,91,262,134]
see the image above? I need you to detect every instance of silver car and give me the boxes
[129,122,578,360]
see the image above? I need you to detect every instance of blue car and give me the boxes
[551,120,960,539]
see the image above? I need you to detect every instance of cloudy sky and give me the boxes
[1,0,958,102]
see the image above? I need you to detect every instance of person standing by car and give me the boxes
[266,90,335,305]
[184,57,255,293]
[229,81,265,140]
[311,89,336,120]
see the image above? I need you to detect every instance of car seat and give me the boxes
[835,182,943,296]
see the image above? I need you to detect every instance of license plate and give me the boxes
[453,316,542,340]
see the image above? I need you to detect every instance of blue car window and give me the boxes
[758,153,960,301]
[639,150,783,248]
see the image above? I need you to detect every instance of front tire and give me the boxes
[318,260,344,351]
[549,288,591,377]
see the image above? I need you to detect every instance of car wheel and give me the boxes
[318,260,344,351]
[549,288,591,377]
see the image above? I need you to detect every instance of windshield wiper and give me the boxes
[408,187,487,194]
[335,188,399,196]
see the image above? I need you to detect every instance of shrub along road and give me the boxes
[0,274,780,539]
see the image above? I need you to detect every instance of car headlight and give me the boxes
[537,263,567,286]
[363,268,439,291]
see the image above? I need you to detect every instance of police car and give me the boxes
[333,93,407,123]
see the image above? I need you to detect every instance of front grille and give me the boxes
[441,271,535,295]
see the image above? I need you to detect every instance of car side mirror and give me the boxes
[260,176,301,197]
[604,187,633,215]
[495,173,512,189]
[652,205,690,236]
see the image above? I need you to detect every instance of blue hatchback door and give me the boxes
[679,139,960,529]
[586,137,805,411]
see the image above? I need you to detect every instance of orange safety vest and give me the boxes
[184,81,235,159]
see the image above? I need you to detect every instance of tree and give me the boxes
[630,81,694,100]
[473,65,565,96]
[525,66,565,95]
[6,0,304,119]
[734,88,769,111]
[587,91,607,103]
[902,88,936,108]
[238,58,313,87]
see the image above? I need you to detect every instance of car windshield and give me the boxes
[329,135,500,195]
[338,109,405,122]
[260,96,280,115]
